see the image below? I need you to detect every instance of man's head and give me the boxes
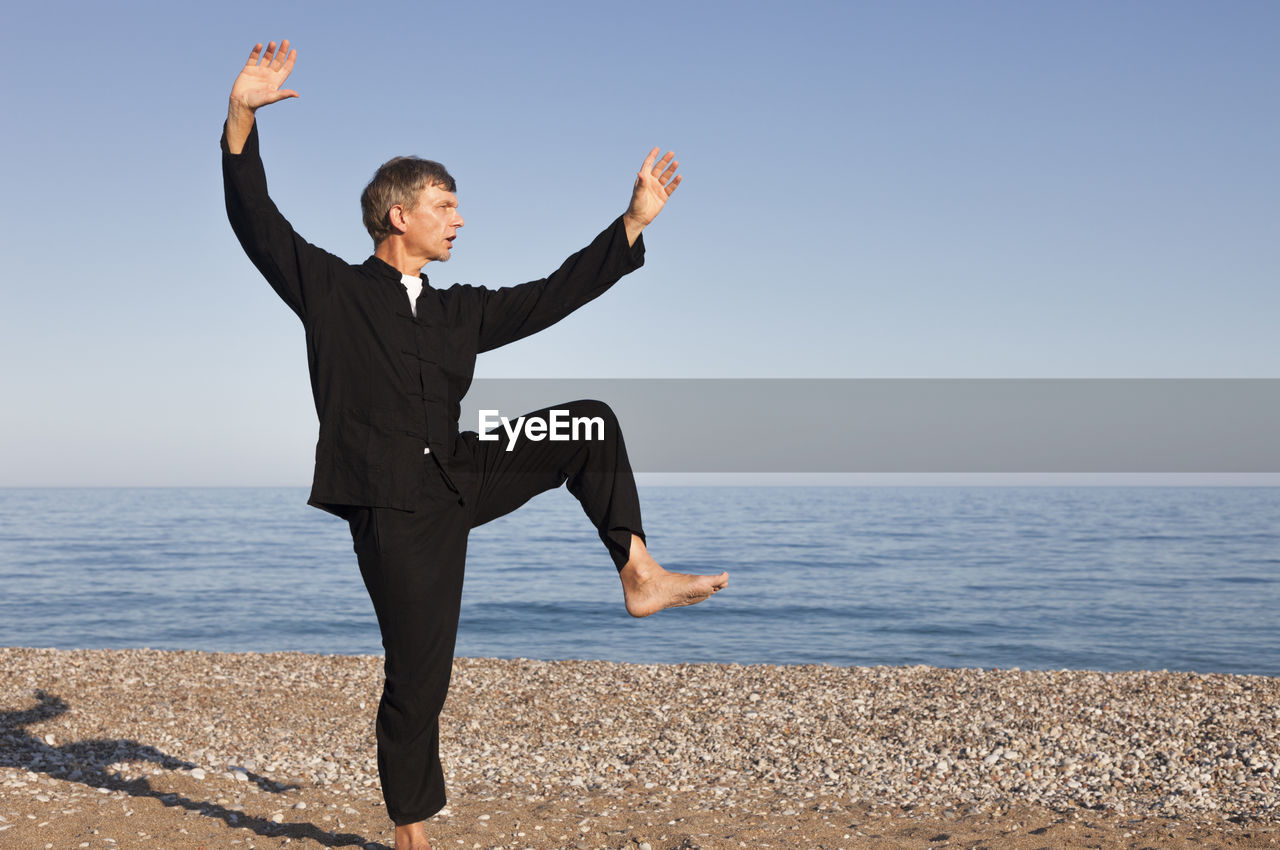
[361,157,462,260]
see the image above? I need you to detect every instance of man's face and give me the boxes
[400,183,464,263]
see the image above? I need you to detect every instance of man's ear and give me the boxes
[387,204,409,235]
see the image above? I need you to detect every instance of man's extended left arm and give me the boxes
[475,148,682,352]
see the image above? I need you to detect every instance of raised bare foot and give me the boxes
[619,534,728,618]
[395,820,432,850]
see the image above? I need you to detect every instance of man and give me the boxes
[222,40,728,850]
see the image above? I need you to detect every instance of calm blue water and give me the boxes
[0,487,1276,675]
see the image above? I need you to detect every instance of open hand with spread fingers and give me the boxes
[230,40,299,114]
[622,148,682,244]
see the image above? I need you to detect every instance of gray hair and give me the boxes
[360,156,457,245]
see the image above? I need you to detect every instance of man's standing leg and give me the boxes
[347,472,470,839]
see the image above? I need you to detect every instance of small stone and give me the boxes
[43,734,56,746]
[271,813,284,823]
[294,802,307,810]
[190,768,206,780]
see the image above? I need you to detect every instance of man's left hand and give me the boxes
[623,148,682,245]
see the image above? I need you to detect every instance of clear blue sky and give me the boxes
[1,1,1276,486]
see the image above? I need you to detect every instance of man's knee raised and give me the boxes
[564,399,617,431]
[554,399,620,444]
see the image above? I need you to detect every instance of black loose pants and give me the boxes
[346,399,644,825]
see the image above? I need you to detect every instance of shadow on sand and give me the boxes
[1,689,390,849]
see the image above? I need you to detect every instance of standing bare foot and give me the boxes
[395,821,432,850]
[619,534,728,618]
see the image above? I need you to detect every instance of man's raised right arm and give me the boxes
[223,40,336,320]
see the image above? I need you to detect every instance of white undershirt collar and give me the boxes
[401,273,423,317]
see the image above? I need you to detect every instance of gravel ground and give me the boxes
[2,647,1277,849]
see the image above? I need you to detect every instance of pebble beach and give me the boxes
[2,647,1277,849]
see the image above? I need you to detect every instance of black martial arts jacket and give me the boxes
[221,123,645,515]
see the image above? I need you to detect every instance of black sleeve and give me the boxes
[475,216,645,353]
[221,122,343,321]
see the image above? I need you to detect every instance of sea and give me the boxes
[0,487,1276,676]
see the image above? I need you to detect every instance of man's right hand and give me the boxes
[226,40,298,154]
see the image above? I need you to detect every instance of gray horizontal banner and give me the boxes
[460,379,1280,473]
